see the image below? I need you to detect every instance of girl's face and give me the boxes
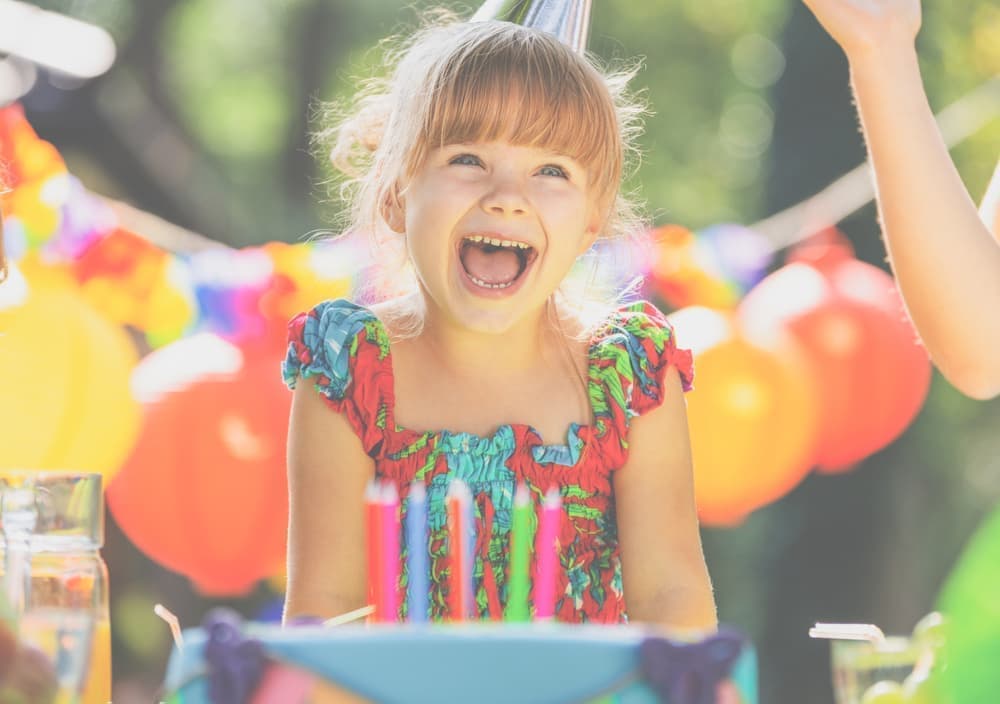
[393,140,602,335]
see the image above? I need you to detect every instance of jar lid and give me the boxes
[0,471,104,549]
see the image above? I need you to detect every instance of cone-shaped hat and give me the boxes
[471,0,593,54]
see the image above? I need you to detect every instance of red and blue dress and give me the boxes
[283,299,693,623]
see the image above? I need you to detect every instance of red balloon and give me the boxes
[107,334,290,595]
[739,236,931,472]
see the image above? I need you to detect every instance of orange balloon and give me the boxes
[0,271,140,481]
[740,237,931,472]
[106,334,290,596]
[671,307,821,525]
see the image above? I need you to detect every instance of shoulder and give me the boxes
[288,298,383,346]
[282,298,390,396]
[591,300,694,419]
[598,300,681,351]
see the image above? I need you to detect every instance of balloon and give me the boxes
[106,334,290,596]
[739,234,931,471]
[670,307,821,525]
[0,270,140,481]
[937,505,1000,704]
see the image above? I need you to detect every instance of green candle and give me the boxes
[505,483,532,622]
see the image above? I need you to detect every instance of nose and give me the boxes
[480,173,529,217]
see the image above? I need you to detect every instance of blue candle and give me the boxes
[406,480,429,623]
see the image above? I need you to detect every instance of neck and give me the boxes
[419,301,560,379]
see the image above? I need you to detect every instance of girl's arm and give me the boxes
[615,367,717,631]
[283,383,374,623]
[802,0,1000,399]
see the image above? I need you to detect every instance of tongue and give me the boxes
[461,245,521,285]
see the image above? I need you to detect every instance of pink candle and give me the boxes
[533,487,562,620]
[381,482,401,622]
[365,481,383,622]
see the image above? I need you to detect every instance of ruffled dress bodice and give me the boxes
[283,299,693,623]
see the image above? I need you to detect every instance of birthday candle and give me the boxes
[504,483,532,622]
[364,481,383,622]
[533,487,562,620]
[406,480,429,623]
[463,482,476,620]
[446,482,463,621]
[381,482,401,622]
[446,480,474,621]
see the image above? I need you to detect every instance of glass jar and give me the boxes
[1,471,111,704]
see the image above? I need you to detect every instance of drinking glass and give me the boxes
[830,636,920,704]
[1,471,111,704]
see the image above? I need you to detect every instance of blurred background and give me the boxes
[1,0,999,702]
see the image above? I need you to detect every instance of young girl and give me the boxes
[281,17,717,629]
[803,0,1000,400]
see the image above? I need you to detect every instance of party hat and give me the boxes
[472,0,593,54]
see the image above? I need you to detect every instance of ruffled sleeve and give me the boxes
[282,299,393,457]
[595,301,694,422]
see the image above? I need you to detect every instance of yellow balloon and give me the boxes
[0,278,141,482]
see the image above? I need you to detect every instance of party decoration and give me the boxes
[260,241,355,327]
[739,232,931,472]
[639,628,745,704]
[647,225,744,310]
[0,267,140,481]
[472,0,593,54]
[669,307,821,525]
[696,224,775,294]
[0,105,69,258]
[937,505,1000,704]
[74,227,196,346]
[106,333,290,595]
[651,223,776,311]
[204,609,267,704]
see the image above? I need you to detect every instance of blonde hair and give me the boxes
[319,14,647,331]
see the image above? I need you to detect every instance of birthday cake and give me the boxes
[163,612,757,704]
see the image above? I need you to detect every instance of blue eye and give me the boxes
[450,153,483,167]
[538,164,569,179]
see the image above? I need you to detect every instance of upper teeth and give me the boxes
[464,235,531,250]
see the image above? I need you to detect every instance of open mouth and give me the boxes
[458,235,538,291]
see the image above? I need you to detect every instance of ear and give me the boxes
[579,203,605,254]
[381,185,406,234]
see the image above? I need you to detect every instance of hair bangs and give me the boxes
[416,31,622,195]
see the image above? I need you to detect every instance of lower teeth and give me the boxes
[468,274,515,289]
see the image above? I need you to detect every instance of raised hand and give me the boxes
[801,0,921,61]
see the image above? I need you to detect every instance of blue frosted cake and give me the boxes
[163,611,757,704]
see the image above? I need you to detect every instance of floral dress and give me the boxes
[283,299,693,623]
